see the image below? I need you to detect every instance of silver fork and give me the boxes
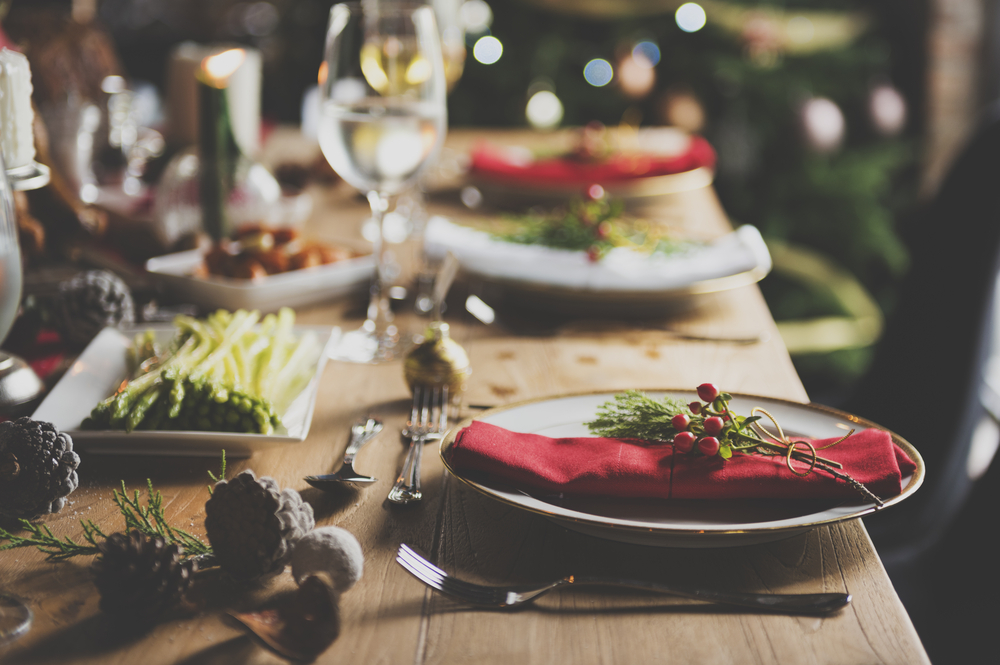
[387,385,449,504]
[396,544,851,614]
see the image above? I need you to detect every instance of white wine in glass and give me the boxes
[319,1,447,363]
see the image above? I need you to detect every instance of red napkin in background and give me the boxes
[448,420,917,501]
[469,136,716,187]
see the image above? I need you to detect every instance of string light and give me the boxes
[675,3,707,33]
[617,53,655,99]
[583,59,613,87]
[473,36,503,65]
[632,41,661,67]
[526,90,563,129]
[460,0,493,35]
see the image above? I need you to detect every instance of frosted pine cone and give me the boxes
[0,418,80,520]
[204,470,314,581]
[53,270,135,349]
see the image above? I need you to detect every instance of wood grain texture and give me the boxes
[0,129,928,664]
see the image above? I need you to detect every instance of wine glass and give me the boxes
[0,156,34,645]
[319,1,448,363]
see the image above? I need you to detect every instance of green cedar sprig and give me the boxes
[112,480,211,558]
[495,198,692,261]
[0,520,105,561]
[587,389,790,460]
[585,390,690,442]
[0,454,227,561]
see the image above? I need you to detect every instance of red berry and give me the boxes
[587,245,602,262]
[596,221,612,239]
[698,436,720,456]
[688,401,702,415]
[697,383,720,402]
[703,416,724,436]
[671,413,690,430]
[673,431,696,453]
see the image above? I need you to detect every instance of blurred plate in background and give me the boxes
[145,250,373,312]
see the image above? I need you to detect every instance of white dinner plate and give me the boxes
[145,249,374,313]
[32,325,339,457]
[424,219,772,316]
[440,390,924,548]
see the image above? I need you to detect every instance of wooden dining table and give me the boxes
[0,129,930,664]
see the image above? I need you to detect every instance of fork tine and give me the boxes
[421,386,431,429]
[396,545,504,604]
[410,385,422,425]
[397,556,497,605]
[438,385,449,432]
[398,544,445,576]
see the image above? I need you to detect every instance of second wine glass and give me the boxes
[319,1,448,363]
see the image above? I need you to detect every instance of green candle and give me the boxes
[197,49,246,242]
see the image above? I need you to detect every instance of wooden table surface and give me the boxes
[0,129,929,664]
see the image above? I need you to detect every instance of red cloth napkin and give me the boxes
[448,420,917,501]
[469,136,716,187]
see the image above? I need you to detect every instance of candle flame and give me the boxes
[318,61,328,86]
[201,48,246,88]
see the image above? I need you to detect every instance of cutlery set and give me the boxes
[306,414,852,616]
[304,384,449,504]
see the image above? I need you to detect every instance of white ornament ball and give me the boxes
[290,526,364,594]
[800,97,845,153]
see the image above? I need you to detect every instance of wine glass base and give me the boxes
[0,593,32,644]
[329,328,414,364]
[0,352,45,416]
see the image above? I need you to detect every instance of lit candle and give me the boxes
[0,48,36,171]
[167,43,261,155]
[197,48,246,241]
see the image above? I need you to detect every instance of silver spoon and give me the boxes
[305,417,384,490]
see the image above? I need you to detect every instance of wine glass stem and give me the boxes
[365,190,396,340]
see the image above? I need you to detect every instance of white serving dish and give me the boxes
[32,325,339,457]
[145,249,374,313]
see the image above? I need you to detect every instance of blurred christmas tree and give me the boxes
[449,0,921,397]
[85,0,921,396]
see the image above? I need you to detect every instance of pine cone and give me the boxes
[53,270,135,349]
[204,470,314,581]
[0,418,80,520]
[92,530,196,624]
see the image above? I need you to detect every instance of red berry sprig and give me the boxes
[587,388,883,504]
[669,383,760,460]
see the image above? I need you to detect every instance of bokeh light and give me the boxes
[800,97,845,153]
[473,36,503,64]
[617,54,655,99]
[787,16,815,44]
[869,84,907,136]
[675,3,707,33]
[583,59,613,87]
[526,90,564,129]
[460,0,493,35]
[632,41,661,67]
